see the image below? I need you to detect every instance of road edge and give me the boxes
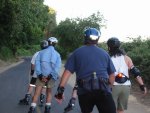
[0,59,24,73]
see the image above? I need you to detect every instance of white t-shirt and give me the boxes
[31,51,40,77]
[111,55,131,85]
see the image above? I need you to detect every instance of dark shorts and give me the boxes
[30,77,37,85]
[78,90,116,113]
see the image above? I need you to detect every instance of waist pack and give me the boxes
[77,75,110,92]
[115,73,129,84]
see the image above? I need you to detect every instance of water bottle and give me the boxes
[93,72,97,79]
[92,72,99,90]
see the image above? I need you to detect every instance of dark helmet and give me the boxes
[40,40,48,49]
[107,37,121,48]
[84,28,101,44]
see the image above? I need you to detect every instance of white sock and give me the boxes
[31,103,36,107]
[45,103,51,106]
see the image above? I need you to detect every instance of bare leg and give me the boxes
[27,85,35,94]
[32,85,43,103]
[28,85,43,113]
[41,87,46,95]
[72,89,77,98]
[117,110,124,113]
[43,88,52,113]
[40,87,46,104]
[46,88,52,103]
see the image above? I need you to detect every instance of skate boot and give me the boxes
[28,106,35,113]
[19,94,31,105]
[64,97,76,113]
[44,105,51,113]
[40,94,45,105]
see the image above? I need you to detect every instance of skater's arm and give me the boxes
[59,70,72,87]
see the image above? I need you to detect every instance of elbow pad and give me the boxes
[73,85,78,91]
[130,66,141,78]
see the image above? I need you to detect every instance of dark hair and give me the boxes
[108,47,126,57]
[48,41,56,47]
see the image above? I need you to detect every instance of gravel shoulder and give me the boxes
[129,83,150,112]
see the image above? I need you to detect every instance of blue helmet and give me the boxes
[84,28,101,44]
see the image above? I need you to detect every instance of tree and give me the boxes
[44,7,57,38]
[0,0,56,58]
[52,12,106,59]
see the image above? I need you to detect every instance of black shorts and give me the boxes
[78,90,116,113]
[30,77,37,85]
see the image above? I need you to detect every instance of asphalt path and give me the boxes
[0,57,149,113]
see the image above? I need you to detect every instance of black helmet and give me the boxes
[84,28,101,44]
[40,40,48,49]
[107,37,121,48]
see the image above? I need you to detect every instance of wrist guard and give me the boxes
[30,70,34,75]
[139,85,145,91]
[73,85,78,91]
[57,86,65,94]
[55,86,65,100]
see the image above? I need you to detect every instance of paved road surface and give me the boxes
[0,58,149,113]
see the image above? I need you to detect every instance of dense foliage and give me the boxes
[52,12,106,58]
[0,0,56,59]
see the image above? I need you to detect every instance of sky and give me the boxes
[44,0,150,42]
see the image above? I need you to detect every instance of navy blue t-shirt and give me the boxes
[65,45,116,80]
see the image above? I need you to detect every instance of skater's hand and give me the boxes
[140,85,147,95]
[55,86,65,104]
[55,94,64,104]
[41,76,49,83]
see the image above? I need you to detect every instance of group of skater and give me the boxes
[19,27,147,113]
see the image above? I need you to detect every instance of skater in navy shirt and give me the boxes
[55,28,116,113]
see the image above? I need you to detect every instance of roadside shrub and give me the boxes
[122,38,150,86]
[16,44,40,57]
[0,46,13,61]
[56,45,67,59]
[17,48,31,56]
